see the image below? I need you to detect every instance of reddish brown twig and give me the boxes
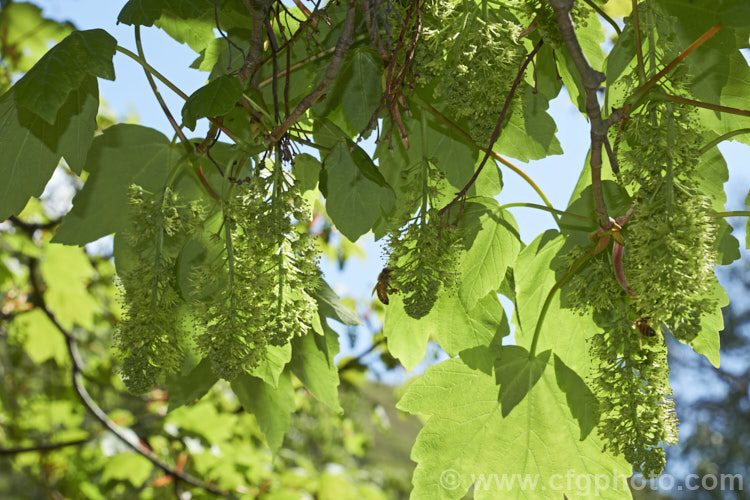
[628,22,723,106]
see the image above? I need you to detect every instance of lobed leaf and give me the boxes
[0,77,98,220]
[13,29,115,124]
[458,199,522,310]
[384,291,508,371]
[398,355,630,499]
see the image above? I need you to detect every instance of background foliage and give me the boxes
[1,0,749,498]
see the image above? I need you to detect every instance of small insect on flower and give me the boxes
[374,268,398,305]
[634,317,657,337]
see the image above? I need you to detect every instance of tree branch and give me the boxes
[25,259,227,497]
[134,26,192,155]
[0,437,92,455]
[268,0,357,143]
[7,215,62,232]
[239,0,275,88]
[549,0,613,227]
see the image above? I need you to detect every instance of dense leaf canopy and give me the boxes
[1,0,750,498]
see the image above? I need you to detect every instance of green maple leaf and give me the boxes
[398,353,630,500]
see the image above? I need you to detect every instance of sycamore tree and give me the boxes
[1,0,750,498]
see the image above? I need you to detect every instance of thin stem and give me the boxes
[665,94,750,118]
[420,112,429,225]
[0,437,92,455]
[257,44,338,89]
[529,244,597,358]
[700,129,750,155]
[712,211,750,218]
[549,0,612,227]
[499,202,591,222]
[25,259,226,497]
[437,39,544,221]
[134,27,192,155]
[411,94,560,227]
[115,46,189,100]
[632,0,646,83]
[584,0,621,36]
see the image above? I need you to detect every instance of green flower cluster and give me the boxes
[386,209,462,319]
[115,185,205,393]
[416,0,525,144]
[192,173,320,381]
[619,101,718,342]
[384,150,463,319]
[588,321,678,476]
[565,99,717,475]
[564,247,678,476]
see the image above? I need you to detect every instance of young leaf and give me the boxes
[13,29,116,123]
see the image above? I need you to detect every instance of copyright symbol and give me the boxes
[440,469,461,490]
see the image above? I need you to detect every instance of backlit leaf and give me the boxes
[458,199,522,310]
[398,356,630,499]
